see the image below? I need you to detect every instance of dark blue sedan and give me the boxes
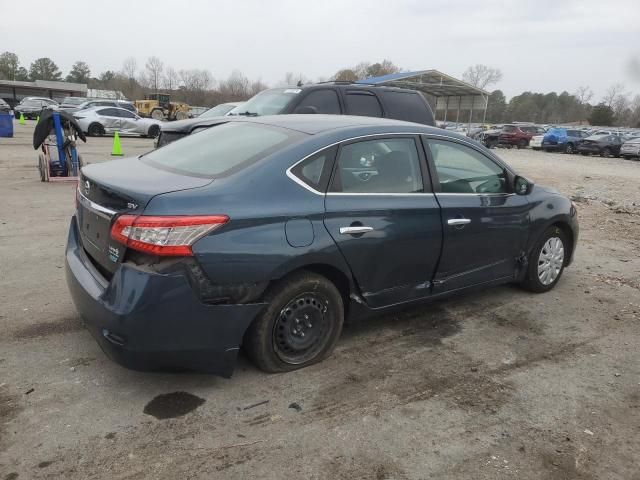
[66,115,579,376]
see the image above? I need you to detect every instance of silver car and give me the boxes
[74,107,162,138]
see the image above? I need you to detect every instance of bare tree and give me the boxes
[122,57,137,81]
[603,83,626,108]
[145,56,164,93]
[249,79,268,96]
[462,64,503,90]
[163,67,180,91]
[574,85,594,104]
[219,70,250,99]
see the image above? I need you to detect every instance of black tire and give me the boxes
[88,123,104,137]
[580,152,589,156]
[601,147,610,157]
[147,124,160,138]
[521,226,568,293]
[517,139,528,149]
[564,143,575,154]
[244,271,344,373]
[38,153,46,182]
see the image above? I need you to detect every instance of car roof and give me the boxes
[235,114,446,136]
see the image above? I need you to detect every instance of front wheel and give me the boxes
[601,147,611,157]
[147,124,160,138]
[564,143,575,154]
[521,226,568,293]
[244,272,344,373]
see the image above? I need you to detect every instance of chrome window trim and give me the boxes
[285,132,426,196]
[436,192,515,197]
[77,190,117,218]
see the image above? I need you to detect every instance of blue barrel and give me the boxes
[0,113,13,138]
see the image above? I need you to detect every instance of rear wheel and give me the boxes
[38,153,47,182]
[88,123,104,137]
[517,139,528,149]
[521,226,567,293]
[244,272,344,373]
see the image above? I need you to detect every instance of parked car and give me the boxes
[477,127,503,148]
[200,102,244,118]
[577,134,623,157]
[620,137,640,160]
[66,115,579,376]
[155,83,435,147]
[530,134,543,150]
[73,107,162,137]
[59,96,88,108]
[0,98,11,114]
[499,124,546,149]
[541,127,591,153]
[14,97,58,119]
[65,99,137,115]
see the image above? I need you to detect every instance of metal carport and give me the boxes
[356,70,490,129]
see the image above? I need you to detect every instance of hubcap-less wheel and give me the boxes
[273,293,330,365]
[538,237,565,285]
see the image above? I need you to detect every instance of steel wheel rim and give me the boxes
[273,292,331,364]
[538,236,565,285]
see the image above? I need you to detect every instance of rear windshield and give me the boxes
[201,103,236,118]
[142,121,303,177]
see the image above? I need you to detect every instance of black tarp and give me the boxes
[33,108,86,149]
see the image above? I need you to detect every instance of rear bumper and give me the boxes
[65,216,266,377]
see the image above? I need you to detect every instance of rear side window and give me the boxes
[344,92,383,117]
[295,90,341,114]
[330,137,423,194]
[143,122,303,177]
[380,91,432,124]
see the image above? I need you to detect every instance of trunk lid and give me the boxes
[77,157,213,276]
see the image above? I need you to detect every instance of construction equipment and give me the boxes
[34,109,86,182]
[134,93,190,121]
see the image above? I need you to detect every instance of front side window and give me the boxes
[294,90,341,114]
[427,139,508,194]
[143,122,303,177]
[330,138,423,194]
[117,109,136,119]
[97,108,118,117]
[344,92,383,117]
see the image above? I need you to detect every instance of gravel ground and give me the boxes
[1,122,639,479]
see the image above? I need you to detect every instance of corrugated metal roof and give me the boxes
[0,79,87,92]
[356,69,488,98]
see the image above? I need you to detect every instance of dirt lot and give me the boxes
[1,122,639,479]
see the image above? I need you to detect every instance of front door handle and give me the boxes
[447,218,471,226]
[340,226,374,235]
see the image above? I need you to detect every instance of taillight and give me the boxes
[110,215,229,256]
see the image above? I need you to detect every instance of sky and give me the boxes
[1,0,639,101]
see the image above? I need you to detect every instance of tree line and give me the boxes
[1,51,638,127]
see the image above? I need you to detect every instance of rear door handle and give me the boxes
[339,226,374,235]
[447,218,471,226]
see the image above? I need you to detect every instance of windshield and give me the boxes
[142,121,304,177]
[230,88,300,116]
[200,103,237,118]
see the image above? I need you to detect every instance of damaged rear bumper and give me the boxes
[65,217,266,377]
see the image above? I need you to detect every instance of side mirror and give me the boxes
[514,175,534,195]
[294,106,318,114]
